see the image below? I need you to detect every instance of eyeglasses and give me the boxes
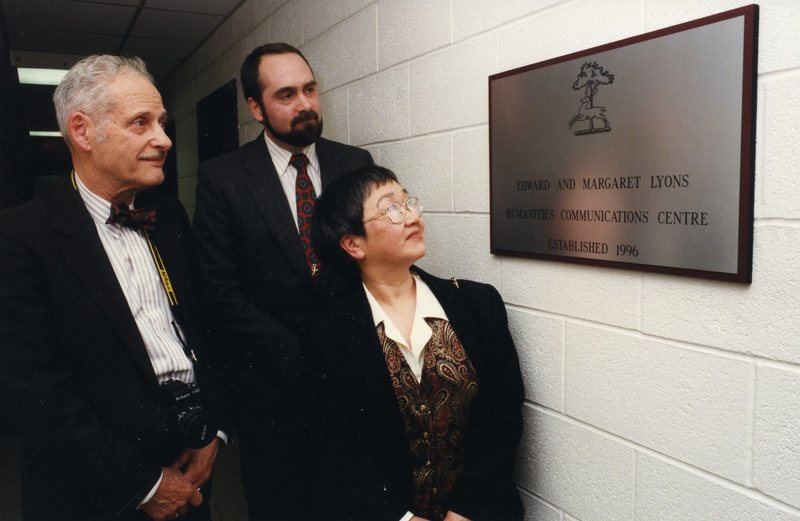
[363,197,423,224]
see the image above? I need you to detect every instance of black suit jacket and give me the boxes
[309,268,525,521]
[0,177,216,521]
[193,136,373,361]
[192,135,373,515]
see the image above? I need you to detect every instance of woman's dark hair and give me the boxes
[312,165,398,277]
[240,43,313,103]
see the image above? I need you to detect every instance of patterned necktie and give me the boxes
[106,201,157,232]
[290,153,320,276]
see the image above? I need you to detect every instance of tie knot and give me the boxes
[290,153,308,170]
[106,201,157,231]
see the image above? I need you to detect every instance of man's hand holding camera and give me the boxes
[141,379,221,520]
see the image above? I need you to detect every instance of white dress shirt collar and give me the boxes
[363,274,448,380]
[73,171,132,238]
[263,131,319,176]
[263,132,321,231]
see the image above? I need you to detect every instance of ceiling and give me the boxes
[0,0,246,81]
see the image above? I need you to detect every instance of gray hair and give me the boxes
[53,55,154,147]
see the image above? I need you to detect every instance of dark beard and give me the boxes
[262,108,323,148]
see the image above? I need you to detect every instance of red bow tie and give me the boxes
[106,201,157,232]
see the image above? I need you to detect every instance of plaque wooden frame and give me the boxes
[489,5,758,282]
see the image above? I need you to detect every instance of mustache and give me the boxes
[292,111,320,126]
[139,151,168,161]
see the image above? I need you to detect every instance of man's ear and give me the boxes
[339,234,365,261]
[247,97,264,123]
[67,112,92,152]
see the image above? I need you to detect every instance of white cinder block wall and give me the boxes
[163,1,800,519]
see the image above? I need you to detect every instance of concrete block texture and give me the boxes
[166,81,198,121]
[205,41,243,99]
[349,65,410,145]
[415,214,501,289]
[184,43,214,83]
[507,309,564,411]
[241,13,271,56]
[500,258,640,328]
[377,0,450,70]
[753,80,767,220]
[409,33,497,135]
[320,87,350,144]
[363,144,381,165]
[565,323,752,482]
[178,175,198,210]
[302,0,349,42]
[645,0,800,74]
[269,2,304,49]
[301,5,377,92]
[379,134,453,213]
[159,0,800,517]
[346,0,373,15]
[225,0,259,35]
[175,114,198,153]
[642,225,800,364]
[198,12,235,61]
[176,141,198,180]
[498,0,641,72]
[762,74,800,218]
[754,366,800,506]
[637,454,800,521]
[519,490,561,521]
[516,406,635,521]
[239,0,284,30]
[452,0,562,43]
[237,84,254,131]
[239,120,262,145]
[453,127,490,213]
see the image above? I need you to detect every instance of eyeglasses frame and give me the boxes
[363,196,422,224]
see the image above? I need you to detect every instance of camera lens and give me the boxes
[160,380,218,448]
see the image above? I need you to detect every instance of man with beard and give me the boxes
[192,43,373,519]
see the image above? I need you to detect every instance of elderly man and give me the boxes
[192,43,373,519]
[0,55,223,521]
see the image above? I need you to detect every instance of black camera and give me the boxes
[160,379,218,449]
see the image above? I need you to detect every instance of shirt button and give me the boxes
[418,404,428,414]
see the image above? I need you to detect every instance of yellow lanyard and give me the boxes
[69,170,178,300]
[70,170,195,360]
[71,170,177,304]
[145,232,178,307]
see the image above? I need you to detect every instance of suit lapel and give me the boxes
[329,272,485,441]
[311,139,351,290]
[415,268,482,365]
[332,284,403,417]
[241,137,310,280]
[316,138,344,190]
[49,179,159,386]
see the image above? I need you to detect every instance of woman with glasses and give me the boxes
[308,165,524,521]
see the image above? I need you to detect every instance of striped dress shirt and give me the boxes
[75,173,195,384]
[263,132,320,231]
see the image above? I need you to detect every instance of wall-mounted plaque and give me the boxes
[489,5,757,282]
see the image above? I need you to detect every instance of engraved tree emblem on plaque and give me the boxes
[568,61,615,135]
